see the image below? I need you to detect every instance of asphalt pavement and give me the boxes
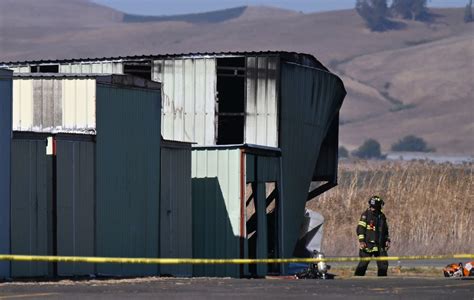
[0,276,473,300]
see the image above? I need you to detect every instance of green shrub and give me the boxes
[391,135,435,152]
[352,139,382,159]
[356,0,390,31]
[465,0,473,23]
[339,146,349,158]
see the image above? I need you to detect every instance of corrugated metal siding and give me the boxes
[12,78,96,133]
[160,144,192,277]
[0,70,12,278]
[95,84,161,277]
[279,63,345,262]
[56,138,95,276]
[313,114,339,182]
[8,66,29,73]
[59,62,123,74]
[11,138,52,277]
[245,56,279,147]
[246,154,281,183]
[191,149,241,277]
[153,58,216,145]
[245,153,282,276]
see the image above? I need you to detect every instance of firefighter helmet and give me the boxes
[368,195,384,209]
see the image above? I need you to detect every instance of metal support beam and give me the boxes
[307,181,337,201]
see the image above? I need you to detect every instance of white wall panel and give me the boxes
[245,56,278,147]
[154,58,216,145]
[13,79,33,131]
[13,78,96,133]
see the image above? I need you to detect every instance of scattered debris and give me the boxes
[443,261,474,277]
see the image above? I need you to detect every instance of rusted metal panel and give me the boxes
[245,56,279,147]
[154,58,216,145]
[56,137,95,276]
[191,148,241,277]
[11,138,52,277]
[0,69,12,278]
[160,141,192,277]
[95,84,161,277]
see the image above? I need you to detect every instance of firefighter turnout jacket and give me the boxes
[357,209,390,253]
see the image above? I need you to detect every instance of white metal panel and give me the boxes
[173,60,185,141]
[204,60,216,145]
[266,58,278,146]
[8,66,30,73]
[184,59,195,142]
[12,79,33,131]
[193,60,206,144]
[246,57,257,144]
[192,148,241,236]
[32,79,62,131]
[91,63,103,73]
[161,60,175,140]
[256,57,268,144]
[155,58,216,145]
[191,148,241,277]
[62,78,96,131]
[13,78,96,133]
[245,56,278,147]
[59,62,123,74]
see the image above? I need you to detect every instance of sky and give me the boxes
[92,0,468,15]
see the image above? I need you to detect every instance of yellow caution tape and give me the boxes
[0,254,473,264]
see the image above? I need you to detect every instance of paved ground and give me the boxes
[0,276,473,299]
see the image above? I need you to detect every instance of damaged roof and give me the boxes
[0,51,329,72]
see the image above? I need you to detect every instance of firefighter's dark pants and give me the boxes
[354,249,388,276]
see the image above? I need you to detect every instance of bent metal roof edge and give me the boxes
[0,68,13,78]
[13,73,161,90]
[1,51,328,72]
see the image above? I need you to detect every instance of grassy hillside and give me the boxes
[0,1,472,154]
[307,160,473,256]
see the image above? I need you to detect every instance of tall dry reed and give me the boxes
[307,160,473,257]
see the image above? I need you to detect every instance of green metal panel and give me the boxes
[191,149,241,277]
[255,182,268,275]
[95,84,161,277]
[279,63,346,264]
[11,138,52,277]
[0,69,12,278]
[245,153,281,277]
[56,138,95,276]
[246,154,281,183]
[160,142,192,277]
[313,114,339,182]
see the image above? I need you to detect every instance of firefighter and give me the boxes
[354,195,391,276]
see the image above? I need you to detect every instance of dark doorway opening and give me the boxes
[245,183,257,275]
[216,57,245,145]
[245,181,280,276]
[265,182,279,274]
[123,61,152,80]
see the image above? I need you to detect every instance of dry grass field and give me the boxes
[307,160,473,257]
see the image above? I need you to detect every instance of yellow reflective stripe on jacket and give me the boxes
[358,234,365,240]
[358,221,367,227]
[365,246,379,253]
